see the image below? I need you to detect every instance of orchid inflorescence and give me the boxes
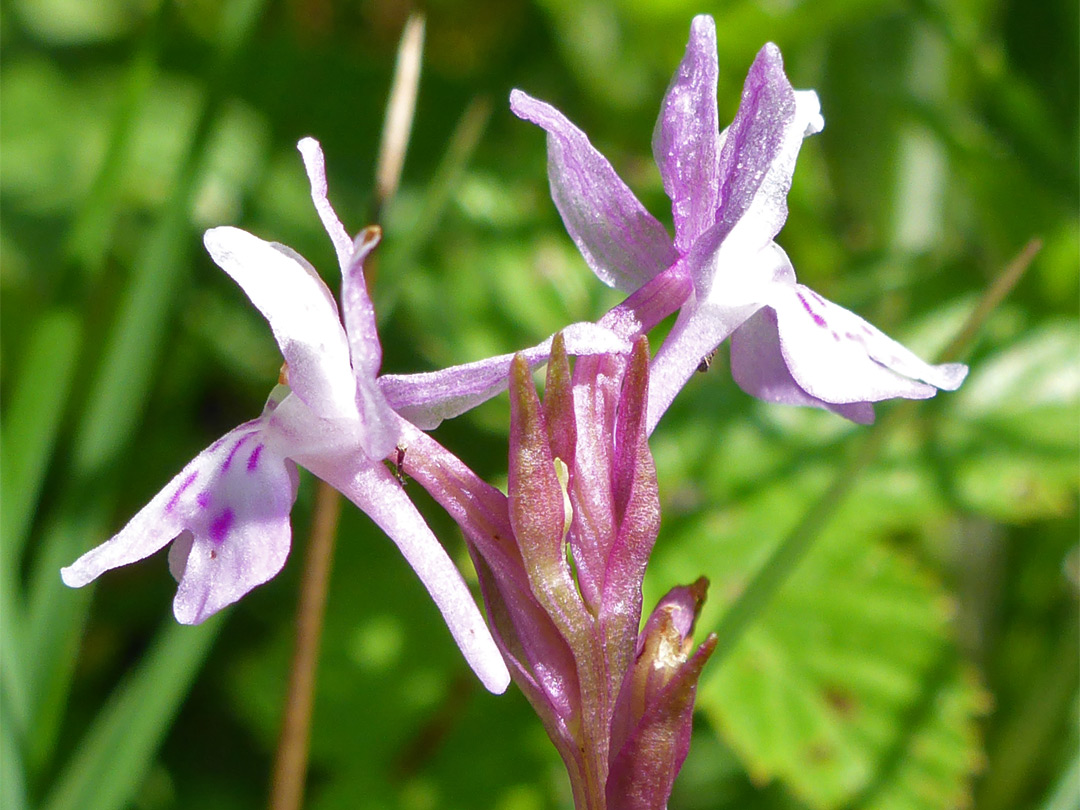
[62,14,966,809]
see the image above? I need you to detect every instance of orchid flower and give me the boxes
[61,138,626,694]
[511,14,967,432]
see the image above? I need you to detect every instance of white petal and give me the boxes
[306,452,510,694]
[769,283,968,403]
[297,137,354,274]
[204,226,357,421]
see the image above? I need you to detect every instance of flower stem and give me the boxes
[268,479,341,810]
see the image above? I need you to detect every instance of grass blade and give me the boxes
[39,616,223,810]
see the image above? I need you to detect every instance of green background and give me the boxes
[1,0,1077,808]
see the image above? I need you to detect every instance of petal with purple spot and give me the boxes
[62,419,299,625]
[768,283,968,404]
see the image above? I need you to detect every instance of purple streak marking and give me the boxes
[247,444,264,472]
[209,508,234,544]
[166,471,199,513]
[796,290,827,328]
[222,432,257,472]
[197,491,212,509]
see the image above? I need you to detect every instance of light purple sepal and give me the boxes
[298,137,401,460]
[61,414,298,625]
[343,227,401,460]
[652,14,720,253]
[712,44,797,245]
[297,136,353,273]
[301,445,511,694]
[379,322,631,429]
[510,89,678,292]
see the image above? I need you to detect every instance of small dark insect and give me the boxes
[696,348,719,373]
[393,444,408,485]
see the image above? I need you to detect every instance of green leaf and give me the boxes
[943,321,1080,523]
[0,310,81,573]
[0,309,81,741]
[647,395,987,810]
[681,497,986,810]
[40,616,223,810]
[0,687,29,810]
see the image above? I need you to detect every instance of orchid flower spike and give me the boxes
[511,14,967,432]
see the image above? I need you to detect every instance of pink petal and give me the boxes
[652,14,721,252]
[203,227,358,421]
[379,322,631,430]
[62,418,299,625]
[305,451,510,694]
[510,89,677,292]
[769,283,968,403]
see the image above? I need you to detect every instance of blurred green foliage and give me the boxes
[1,0,1077,809]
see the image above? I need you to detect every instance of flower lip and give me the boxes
[60,413,298,625]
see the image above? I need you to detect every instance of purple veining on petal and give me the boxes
[166,471,199,513]
[795,289,827,327]
[196,491,212,510]
[209,508,234,544]
[222,432,256,471]
[831,330,841,341]
[247,444,264,472]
